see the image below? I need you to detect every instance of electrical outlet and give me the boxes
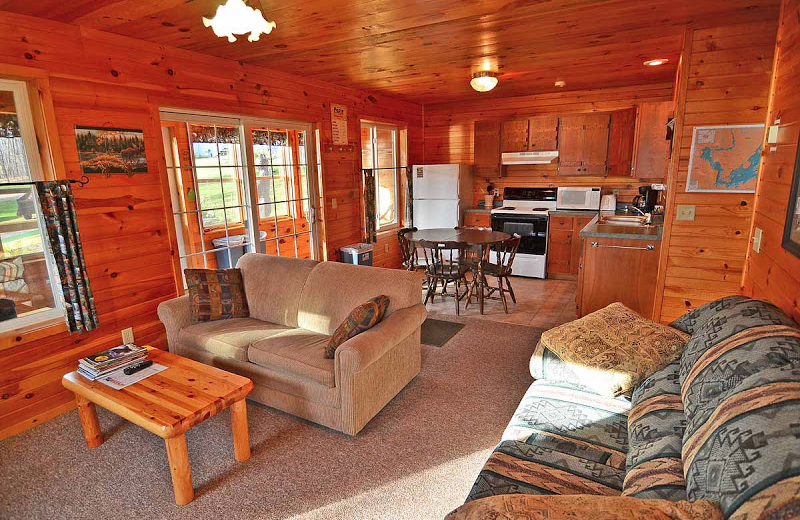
[753,227,763,253]
[676,205,696,221]
[331,198,338,209]
[384,243,389,253]
[121,327,134,345]
[613,189,620,196]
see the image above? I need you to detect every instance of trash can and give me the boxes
[212,231,267,268]
[340,243,373,266]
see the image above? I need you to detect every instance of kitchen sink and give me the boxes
[597,215,649,226]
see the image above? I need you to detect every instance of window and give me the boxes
[361,122,400,230]
[0,79,63,331]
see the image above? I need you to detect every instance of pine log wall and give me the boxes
[655,19,779,323]
[0,12,421,439]
[742,0,800,323]
[421,84,675,204]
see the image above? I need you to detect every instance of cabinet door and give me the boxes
[547,229,572,274]
[528,116,558,150]
[581,113,611,176]
[501,120,529,152]
[464,212,491,228]
[474,120,502,176]
[557,115,585,176]
[607,108,637,177]
[632,101,672,180]
[570,215,595,275]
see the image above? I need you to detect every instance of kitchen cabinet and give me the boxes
[557,114,610,176]
[500,120,529,152]
[632,101,672,180]
[474,120,502,176]
[546,213,596,278]
[607,107,638,177]
[464,211,491,228]
[577,235,660,320]
[528,116,559,150]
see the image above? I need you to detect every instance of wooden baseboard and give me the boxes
[547,273,578,280]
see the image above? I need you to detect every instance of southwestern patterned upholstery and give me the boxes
[457,296,799,520]
[184,268,249,324]
[325,295,390,358]
[539,303,690,397]
[623,360,687,501]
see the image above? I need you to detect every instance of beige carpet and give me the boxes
[0,317,541,520]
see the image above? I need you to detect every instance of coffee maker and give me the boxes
[632,186,660,213]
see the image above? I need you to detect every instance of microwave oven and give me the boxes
[556,187,602,210]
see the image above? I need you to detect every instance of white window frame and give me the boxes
[0,78,65,333]
[362,122,400,231]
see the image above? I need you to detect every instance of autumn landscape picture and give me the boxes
[75,126,148,175]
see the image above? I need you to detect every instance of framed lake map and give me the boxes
[686,124,764,193]
[782,139,800,258]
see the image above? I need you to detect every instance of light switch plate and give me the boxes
[331,198,338,209]
[753,227,763,253]
[121,327,134,345]
[384,243,389,253]
[676,205,696,221]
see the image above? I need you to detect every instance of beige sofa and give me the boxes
[157,253,427,435]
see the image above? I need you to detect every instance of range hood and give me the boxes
[501,151,559,165]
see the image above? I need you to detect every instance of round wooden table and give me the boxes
[406,228,511,314]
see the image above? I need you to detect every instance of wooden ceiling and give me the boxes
[0,0,781,104]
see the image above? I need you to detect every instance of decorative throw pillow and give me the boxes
[538,303,690,397]
[324,295,390,359]
[185,268,249,324]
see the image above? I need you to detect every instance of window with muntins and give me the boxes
[361,122,400,230]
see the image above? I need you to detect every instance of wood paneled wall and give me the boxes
[422,84,675,204]
[742,0,800,323]
[0,11,421,439]
[655,19,778,323]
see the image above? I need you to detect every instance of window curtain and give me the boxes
[404,166,413,227]
[363,168,378,243]
[36,181,99,333]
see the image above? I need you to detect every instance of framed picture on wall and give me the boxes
[686,124,764,193]
[75,126,148,176]
[782,139,800,258]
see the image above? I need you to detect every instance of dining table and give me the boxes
[405,227,511,314]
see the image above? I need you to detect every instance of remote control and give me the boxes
[123,360,153,375]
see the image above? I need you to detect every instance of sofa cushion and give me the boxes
[679,297,800,520]
[539,303,690,397]
[236,253,318,328]
[248,329,335,387]
[502,380,631,471]
[178,318,290,362]
[467,439,625,502]
[296,261,421,335]
[325,295,389,358]
[185,268,249,324]
[670,295,749,335]
[623,360,687,501]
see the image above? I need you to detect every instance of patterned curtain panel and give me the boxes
[404,166,413,227]
[36,181,99,333]
[363,168,377,243]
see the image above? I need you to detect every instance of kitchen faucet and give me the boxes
[631,205,653,224]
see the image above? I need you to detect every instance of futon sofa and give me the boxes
[448,296,800,519]
[157,253,427,435]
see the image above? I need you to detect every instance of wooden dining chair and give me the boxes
[466,234,521,314]
[418,240,470,315]
[396,227,419,272]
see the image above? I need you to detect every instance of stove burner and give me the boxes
[500,206,516,210]
[532,207,549,211]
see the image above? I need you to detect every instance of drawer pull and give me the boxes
[591,241,655,251]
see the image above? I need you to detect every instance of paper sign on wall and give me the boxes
[330,104,348,145]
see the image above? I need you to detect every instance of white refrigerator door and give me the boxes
[413,199,460,229]
[412,164,460,199]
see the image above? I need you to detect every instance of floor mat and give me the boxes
[421,318,465,347]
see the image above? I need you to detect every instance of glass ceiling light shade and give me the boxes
[470,71,498,92]
[203,0,276,43]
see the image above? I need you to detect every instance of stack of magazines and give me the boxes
[78,344,147,381]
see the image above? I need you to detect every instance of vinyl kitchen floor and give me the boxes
[424,276,579,329]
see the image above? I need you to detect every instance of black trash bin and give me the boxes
[212,231,267,268]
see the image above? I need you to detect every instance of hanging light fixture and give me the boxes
[470,71,499,92]
[203,0,276,43]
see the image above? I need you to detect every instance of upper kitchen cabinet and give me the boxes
[528,116,559,150]
[474,120,502,176]
[558,113,610,176]
[500,119,529,152]
[607,107,638,177]
[632,101,672,180]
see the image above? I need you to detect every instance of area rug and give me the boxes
[421,318,465,347]
[0,318,541,520]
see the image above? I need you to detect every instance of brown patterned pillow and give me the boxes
[185,268,249,324]
[539,303,689,397]
[324,295,390,359]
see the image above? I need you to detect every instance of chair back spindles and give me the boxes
[397,227,418,271]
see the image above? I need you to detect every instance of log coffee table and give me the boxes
[62,347,254,505]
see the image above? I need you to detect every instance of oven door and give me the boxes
[490,213,548,255]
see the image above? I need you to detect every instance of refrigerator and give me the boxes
[411,164,474,229]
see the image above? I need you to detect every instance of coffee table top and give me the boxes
[62,347,253,439]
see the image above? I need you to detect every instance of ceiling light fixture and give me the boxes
[643,58,669,67]
[203,0,276,43]
[470,71,498,92]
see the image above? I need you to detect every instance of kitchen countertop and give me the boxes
[548,209,599,217]
[579,211,663,242]
[465,207,492,213]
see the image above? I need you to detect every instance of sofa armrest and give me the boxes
[335,303,427,375]
[157,295,192,353]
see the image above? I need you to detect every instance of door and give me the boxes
[557,115,586,175]
[500,120,529,152]
[474,120,502,176]
[581,113,611,176]
[558,113,610,176]
[413,199,460,229]
[607,108,637,177]
[528,116,558,150]
[412,164,460,199]
[632,101,672,180]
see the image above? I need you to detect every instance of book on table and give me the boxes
[78,343,148,380]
